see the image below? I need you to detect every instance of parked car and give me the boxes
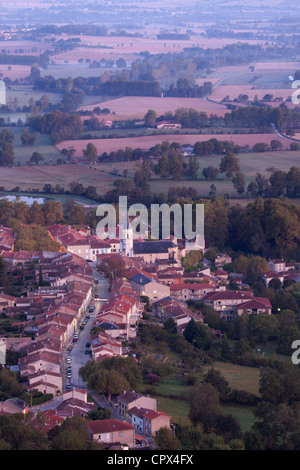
[67,357,71,363]
[86,342,91,348]
[84,350,90,355]
[67,373,72,379]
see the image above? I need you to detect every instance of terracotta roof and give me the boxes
[117,391,143,404]
[67,238,90,246]
[263,271,283,278]
[170,283,215,291]
[202,291,254,301]
[214,270,228,275]
[127,406,170,421]
[87,419,135,434]
[236,299,272,310]
[143,409,170,421]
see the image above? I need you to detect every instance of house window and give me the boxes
[119,432,123,437]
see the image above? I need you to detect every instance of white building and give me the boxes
[0,80,6,105]
[121,217,133,257]
[0,338,6,365]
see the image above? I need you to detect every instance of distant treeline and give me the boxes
[29,24,108,37]
[1,194,299,260]
[155,105,300,132]
[157,33,190,40]
[164,79,212,98]
[26,104,300,145]
[0,53,49,67]
[28,110,83,143]
[135,43,298,82]
[224,105,300,130]
[34,75,161,97]
[34,75,212,100]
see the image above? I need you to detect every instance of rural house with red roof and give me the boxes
[87,419,135,448]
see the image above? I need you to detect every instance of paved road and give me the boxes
[29,266,111,414]
[63,265,110,390]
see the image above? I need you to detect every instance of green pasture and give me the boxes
[156,396,191,427]
[207,361,261,397]
[221,405,256,432]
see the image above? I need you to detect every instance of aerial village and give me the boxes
[0,215,298,450]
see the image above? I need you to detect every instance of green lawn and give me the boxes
[221,405,256,432]
[154,387,256,431]
[253,342,291,363]
[156,396,191,426]
[153,378,188,399]
[208,362,261,397]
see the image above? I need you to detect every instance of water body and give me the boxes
[0,195,45,205]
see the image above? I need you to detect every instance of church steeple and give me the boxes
[121,215,133,257]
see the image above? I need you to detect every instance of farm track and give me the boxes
[28,165,68,184]
[204,67,257,104]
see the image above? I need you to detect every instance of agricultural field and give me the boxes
[0,65,31,81]
[6,84,63,108]
[39,62,117,80]
[0,162,114,194]
[2,144,300,198]
[45,32,267,67]
[79,96,228,120]
[150,149,300,196]
[56,132,290,157]
[209,85,293,103]
[205,61,300,106]
[6,126,62,166]
[0,39,54,55]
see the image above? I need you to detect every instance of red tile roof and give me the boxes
[87,419,135,434]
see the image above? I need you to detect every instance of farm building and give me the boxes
[156,121,181,129]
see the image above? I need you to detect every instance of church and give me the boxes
[120,217,182,264]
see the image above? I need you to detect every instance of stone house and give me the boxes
[87,419,135,448]
[116,391,157,417]
[125,406,171,437]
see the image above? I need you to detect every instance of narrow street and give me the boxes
[62,264,110,390]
